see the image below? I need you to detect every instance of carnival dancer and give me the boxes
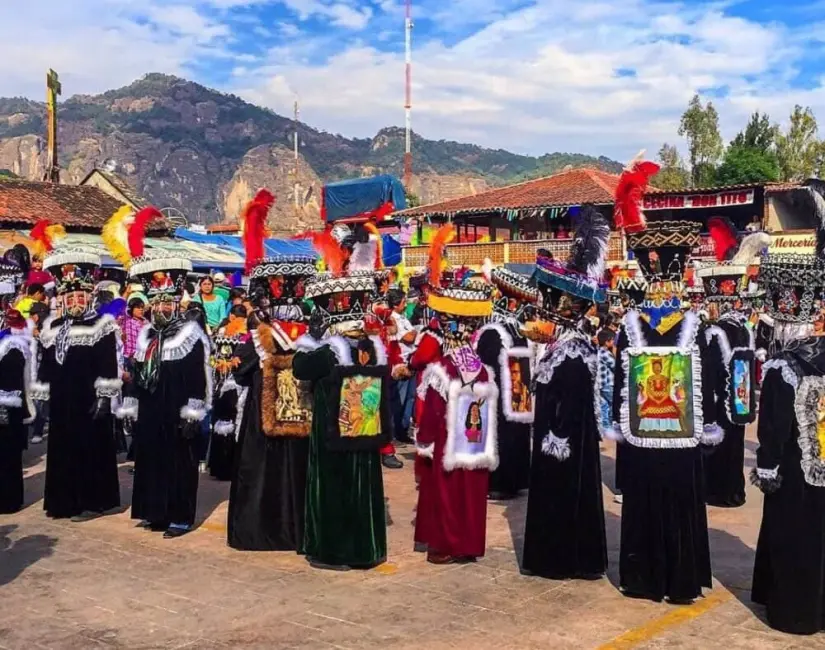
[521,205,610,580]
[227,188,319,551]
[697,218,769,507]
[35,244,122,521]
[475,263,543,500]
[208,330,245,481]
[292,228,392,569]
[608,217,723,603]
[123,208,211,538]
[0,252,36,514]
[414,224,498,564]
[750,180,825,635]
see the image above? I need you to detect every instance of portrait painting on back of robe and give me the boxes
[733,359,751,417]
[628,350,694,440]
[508,357,532,414]
[454,394,490,452]
[338,375,383,438]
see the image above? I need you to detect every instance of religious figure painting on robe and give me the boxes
[726,348,757,426]
[733,359,751,417]
[338,375,383,438]
[628,350,694,440]
[508,357,532,414]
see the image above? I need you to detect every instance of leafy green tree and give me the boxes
[678,94,724,186]
[776,105,822,181]
[715,146,779,185]
[404,188,421,208]
[652,143,690,190]
[731,112,778,153]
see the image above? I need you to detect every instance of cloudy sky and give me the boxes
[0,0,822,160]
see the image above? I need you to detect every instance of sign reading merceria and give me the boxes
[644,190,755,211]
[768,231,815,254]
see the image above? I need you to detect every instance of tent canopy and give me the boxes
[322,175,407,223]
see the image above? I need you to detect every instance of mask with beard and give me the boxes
[63,291,90,319]
[152,300,178,329]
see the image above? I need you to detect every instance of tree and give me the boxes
[731,112,777,153]
[651,143,690,190]
[715,146,779,185]
[678,94,724,187]
[404,188,421,208]
[776,105,822,181]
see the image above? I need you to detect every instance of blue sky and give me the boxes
[0,0,822,161]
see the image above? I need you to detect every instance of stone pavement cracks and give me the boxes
[1,430,823,649]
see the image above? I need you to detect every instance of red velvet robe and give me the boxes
[408,330,443,483]
[414,356,492,558]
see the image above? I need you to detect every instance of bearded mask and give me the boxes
[152,300,178,328]
[64,291,90,319]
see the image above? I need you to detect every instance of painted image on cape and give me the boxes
[275,368,312,425]
[508,357,532,414]
[817,394,825,461]
[338,375,383,437]
[453,394,490,454]
[628,351,694,439]
[732,359,751,417]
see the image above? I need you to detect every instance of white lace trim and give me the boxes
[0,332,36,420]
[30,382,50,402]
[793,375,825,487]
[619,345,705,449]
[135,321,211,363]
[94,377,123,399]
[756,466,779,480]
[762,359,799,393]
[40,314,120,349]
[705,326,732,363]
[180,398,207,422]
[700,423,724,446]
[213,420,236,436]
[0,390,22,408]
[677,310,701,349]
[233,386,248,441]
[624,310,646,348]
[116,396,139,420]
[220,375,240,396]
[604,422,624,442]
[415,442,434,459]
[541,430,571,461]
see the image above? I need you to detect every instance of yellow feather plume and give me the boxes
[102,205,134,267]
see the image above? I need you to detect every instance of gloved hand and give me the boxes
[180,419,201,440]
[91,397,111,421]
[0,407,8,426]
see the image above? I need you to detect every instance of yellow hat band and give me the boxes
[428,292,493,318]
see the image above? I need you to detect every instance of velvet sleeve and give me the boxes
[32,342,52,402]
[231,340,259,388]
[0,348,26,410]
[750,368,795,494]
[610,326,629,431]
[93,330,123,401]
[292,345,336,382]
[179,340,210,423]
[408,332,441,372]
[475,328,502,368]
[415,385,445,450]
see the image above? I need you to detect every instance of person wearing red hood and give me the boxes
[26,255,53,288]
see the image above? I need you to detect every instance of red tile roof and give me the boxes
[0,180,168,232]
[395,167,620,219]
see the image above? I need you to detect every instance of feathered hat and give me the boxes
[532,205,610,324]
[424,224,493,319]
[243,189,316,326]
[613,152,661,234]
[759,179,825,323]
[626,220,702,283]
[696,217,770,302]
[30,219,67,259]
[126,206,192,299]
[43,246,102,295]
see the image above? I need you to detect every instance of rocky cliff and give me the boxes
[0,74,621,230]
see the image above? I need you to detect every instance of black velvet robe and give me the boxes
[476,323,531,499]
[751,338,825,635]
[700,313,751,507]
[131,321,210,527]
[209,364,241,481]
[0,333,32,514]
[522,334,607,579]
[611,310,714,602]
[38,314,121,518]
[227,330,309,551]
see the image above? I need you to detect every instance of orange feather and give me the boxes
[427,224,456,288]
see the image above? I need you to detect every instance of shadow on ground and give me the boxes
[0,524,57,587]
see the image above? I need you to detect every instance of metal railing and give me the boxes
[402,234,626,269]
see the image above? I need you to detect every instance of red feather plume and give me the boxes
[707,216,739,261]
[614,157,661,233]
[128,207,163,259]
[427,224,456,288]
[242,189,275,272]
[295,228,346,276]
[30,219,53,252]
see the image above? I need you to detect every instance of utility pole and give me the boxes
[293,99,300,211]
[44,69,61,183]
[404,0,413,190]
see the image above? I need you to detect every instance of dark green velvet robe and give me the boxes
[292,338,387,568]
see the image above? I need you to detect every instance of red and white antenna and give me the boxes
[404,0,413,190]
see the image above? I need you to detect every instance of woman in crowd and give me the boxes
[195,276,228,332]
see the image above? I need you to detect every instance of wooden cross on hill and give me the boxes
[43,69,61,183]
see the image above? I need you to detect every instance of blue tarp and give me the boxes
[323,174,407,223]
[174,229,318,259]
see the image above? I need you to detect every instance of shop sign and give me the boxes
[643,189,755,211]
[768,231,816,254]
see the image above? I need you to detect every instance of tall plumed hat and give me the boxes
[41,217,101,295]
[424,224,493,319]
[613,152,661,234]
[626,220,701,283]
[696,217,770,302]
[486,260,539,323]
[532,205,610,324]
[760,180,825,323]
[123,206,192,299]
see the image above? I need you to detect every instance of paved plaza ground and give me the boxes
[1,429,823,650]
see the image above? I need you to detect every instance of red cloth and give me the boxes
[26,270,53,286]
[408,330,443,483]
[414,357,490,558]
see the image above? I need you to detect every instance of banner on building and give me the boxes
[644,190,755,211]
[768,231,816,255]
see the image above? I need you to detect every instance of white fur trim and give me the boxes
[116,396,139,421]
[756,466,779,480]
[40,314,120,349]
[369,335,388,366]
[700,423,724,446]
[793,376,825,487]
[541,430,571,461]
[180,399,207,422]
[443,367,499,472]
[0,390,22,408]
[415,328,443,348]
[295,334,322,353]
[705,326,732,364]
[325,336,353,366]
[762,359,798,393]
[415,443,434,459]
[417,362,451,401]
[220,375,240,396]
[477,322,514,350]
[0,331,36,421]
[677,310,701,349]
[498,345,535,424]
[213,420,236,436]
[619,345,705,449]
[94,377,123,399]
[756,348,767,362]
[603,422,625,442]
[135,321,210,363]
[624,310,647,348]
[30,382,50,402]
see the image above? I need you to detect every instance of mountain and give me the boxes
[0,74,623,232]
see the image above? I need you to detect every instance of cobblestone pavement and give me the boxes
[1,430,823,649]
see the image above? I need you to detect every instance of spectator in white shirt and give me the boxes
[388,289,416,443]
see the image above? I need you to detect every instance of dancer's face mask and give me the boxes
[152,300,177,328]
[63,291,89,319]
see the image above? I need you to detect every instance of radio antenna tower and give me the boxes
[404,0,413,190]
